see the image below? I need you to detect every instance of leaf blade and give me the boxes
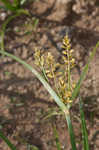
[53,127,61,150]
[72,42,99,100]
[0,131,17,150]
[65,114,77,150]
[79,96,89,150]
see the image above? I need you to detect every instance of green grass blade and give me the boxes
[1,0,17,12]
[53,127,61,150]
[0,50,67,113]
[0,11,30,54]
[72,42,99,100]
[65,114,77,150]
[43,110,63,120]
[0,14,20,52]
[13,0,20,8]
[79,96,89,150]
[0,131,17,150]
[33,18,39,28]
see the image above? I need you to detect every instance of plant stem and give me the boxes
[79,95,89,150]
[67,50,71,91]
[65,112,77,150]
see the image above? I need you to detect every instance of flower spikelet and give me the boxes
[45,52,56,78]
[56,34,76,104]
[62,35,75,68]
[62,35,71,50]
[34,48,44,68]
[57,76,73,104]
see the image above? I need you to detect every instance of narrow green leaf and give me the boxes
[79,96,89,150]
[53,127,61,150]
[41,68,49,82]
[16,9,30,15]
[0,11,30,54]
[33,18,39,29]
[65,114,77,150]
[0,131,17,150]
[72,42,99,100]
[13,0,20,7]
[43,111,63,120]
[1,0,17,12]
[0,14,19,53]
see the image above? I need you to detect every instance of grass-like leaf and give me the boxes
[0,14,21,52]
[65,114,77,150]
[71,41,99,101]
[0,131,17,150]
[43,110,63,120]
[53,127,61,150]
[13,0,20,8]
[79,96,89,150]
[1,0,18,12]
[0,10,30,54]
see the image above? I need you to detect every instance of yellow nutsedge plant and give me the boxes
[34,34,76,105]
[0,33,98,150]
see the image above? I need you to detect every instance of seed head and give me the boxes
[34,35,76,105]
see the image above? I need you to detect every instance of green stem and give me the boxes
[79,96,89,150]
[65,113,77,150]
[67,51,71,91]
[53,127,61,150]
[41,67,49,82]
